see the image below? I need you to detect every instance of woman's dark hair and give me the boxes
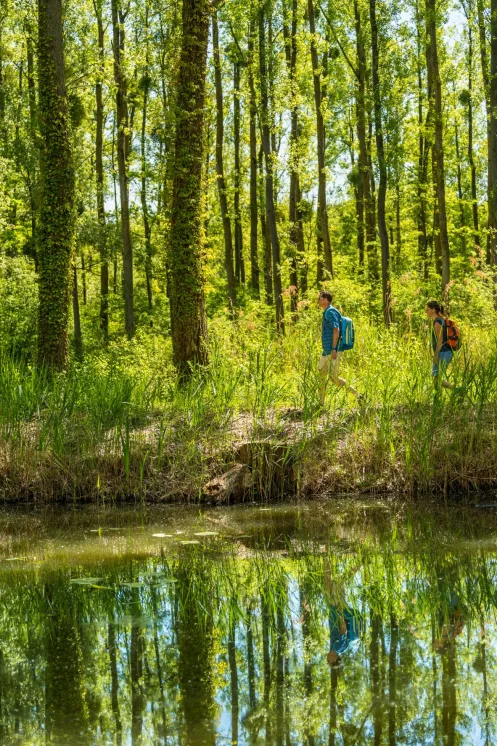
[426,300,445,316]
[320,291,333,303]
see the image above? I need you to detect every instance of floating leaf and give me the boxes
[152,533,173,538]
[180,540,200,545]
[121,581,145,588]
[194,531,219,537]
[70,577,103,585]
[4,557,28,562]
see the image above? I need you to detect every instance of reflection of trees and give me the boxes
[44,582,90,745]
[175,555,217,746]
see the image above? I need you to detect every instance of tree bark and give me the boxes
[283,0,304,313]
[233,57,245,285]
[370,0,392,325]
[168,0,209,373]
[37,0,75,371]
[94,0,108,339]
[466,19,480,249]
[259,7,284,331]
[213,11,236,308]
[477,0,493,262]
[416,0,429,278]
[355,0,378,281]
[426,0,450,291]
[454,121,467,255]
[111,0,134,337]
[248,25,260,297]
[72,262,83,359]
[490,0,497,267]
[141,4,153,313]
[308,0,333,278]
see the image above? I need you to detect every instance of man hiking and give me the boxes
[318,291,359,404]
[425,300,455,392]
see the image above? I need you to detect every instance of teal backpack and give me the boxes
[339,314,355,351]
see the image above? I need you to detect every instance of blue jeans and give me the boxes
[432,349,453,377]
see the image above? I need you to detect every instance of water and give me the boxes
[0,499,496,745]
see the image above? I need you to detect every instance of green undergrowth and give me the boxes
[0,309,496,502]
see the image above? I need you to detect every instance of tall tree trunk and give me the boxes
[248,25,260,297]
[426,0,450,291]
[259,6,284,332]
[355,0,378,280]
[477,0,493,262]
[26,29,39,271]
[283,0,304,313]
[168,0,209,373]
[370,0,392,325]
[130,589,145,746]
[490,0,497,268]
[388,615,398,746]
[108,621,123,746]
[213,11,236,307]
[259,144,273,305]
[467,20,480,250]
[308,0,333,278]
[111,0,134,337]
[371,613,383,746]
[141,4,153,313]
[454,121,468,255]
[416,0,429,279]
[228,620,239,746]
[233,57,245,285]
[94,0,109,339]
[37,0,75,371]
[72,262,83,359]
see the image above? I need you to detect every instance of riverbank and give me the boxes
[1,318,496,503]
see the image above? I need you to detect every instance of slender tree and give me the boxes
[489,0,497,268]
[426,0,450,291]
[94,0,109,338]
[308,0,333,278]
[140,2,153,313]
[213,10,237,307]
[37,0,75,370]
[248,22,260,297]
[112,0,134,337]
[370,0,392,324]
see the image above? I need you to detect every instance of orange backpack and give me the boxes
[445,318,461,351]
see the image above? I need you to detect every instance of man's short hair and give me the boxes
[319,291,333,303]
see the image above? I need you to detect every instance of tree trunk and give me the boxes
[283,0,304,313]
[308,0,333,278]
[111,0,134,338]
[355,0,378,281]
[467,21,480,250]
[141,4,153,313]
[37,0,75,371]
[248,25,260,297]
[259,144,273,305]
[94,0,108,339]
[490,0,497,268]
[72,263,83,359]
[477,0,493,262]
[259,7,284,332]
[454,122,468,255]
[370,0,392,325]
[168,0,209,373]
[416,0,429,279]
[213,11,236,307]
[426,0,450,291]
[233,58,245,285]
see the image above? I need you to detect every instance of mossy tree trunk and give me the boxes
[168,0,209,373]
[37,0,75,371]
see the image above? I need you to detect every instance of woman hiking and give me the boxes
[425,300,454,391]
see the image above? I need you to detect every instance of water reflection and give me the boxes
[0,502,496,745]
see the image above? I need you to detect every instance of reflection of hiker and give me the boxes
[323,559,363,668]
[425,300,455,391]
[318,291,359,404]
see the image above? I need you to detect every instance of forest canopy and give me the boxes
[0,0,495,370]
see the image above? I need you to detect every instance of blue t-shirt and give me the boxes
[329,606,362,655]
[432,318,450,353]
[322,306,341,355]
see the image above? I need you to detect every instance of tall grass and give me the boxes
[0,312,497,501]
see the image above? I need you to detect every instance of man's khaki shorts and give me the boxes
[318,352,342,378]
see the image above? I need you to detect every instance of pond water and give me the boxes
[0,498,496,745]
